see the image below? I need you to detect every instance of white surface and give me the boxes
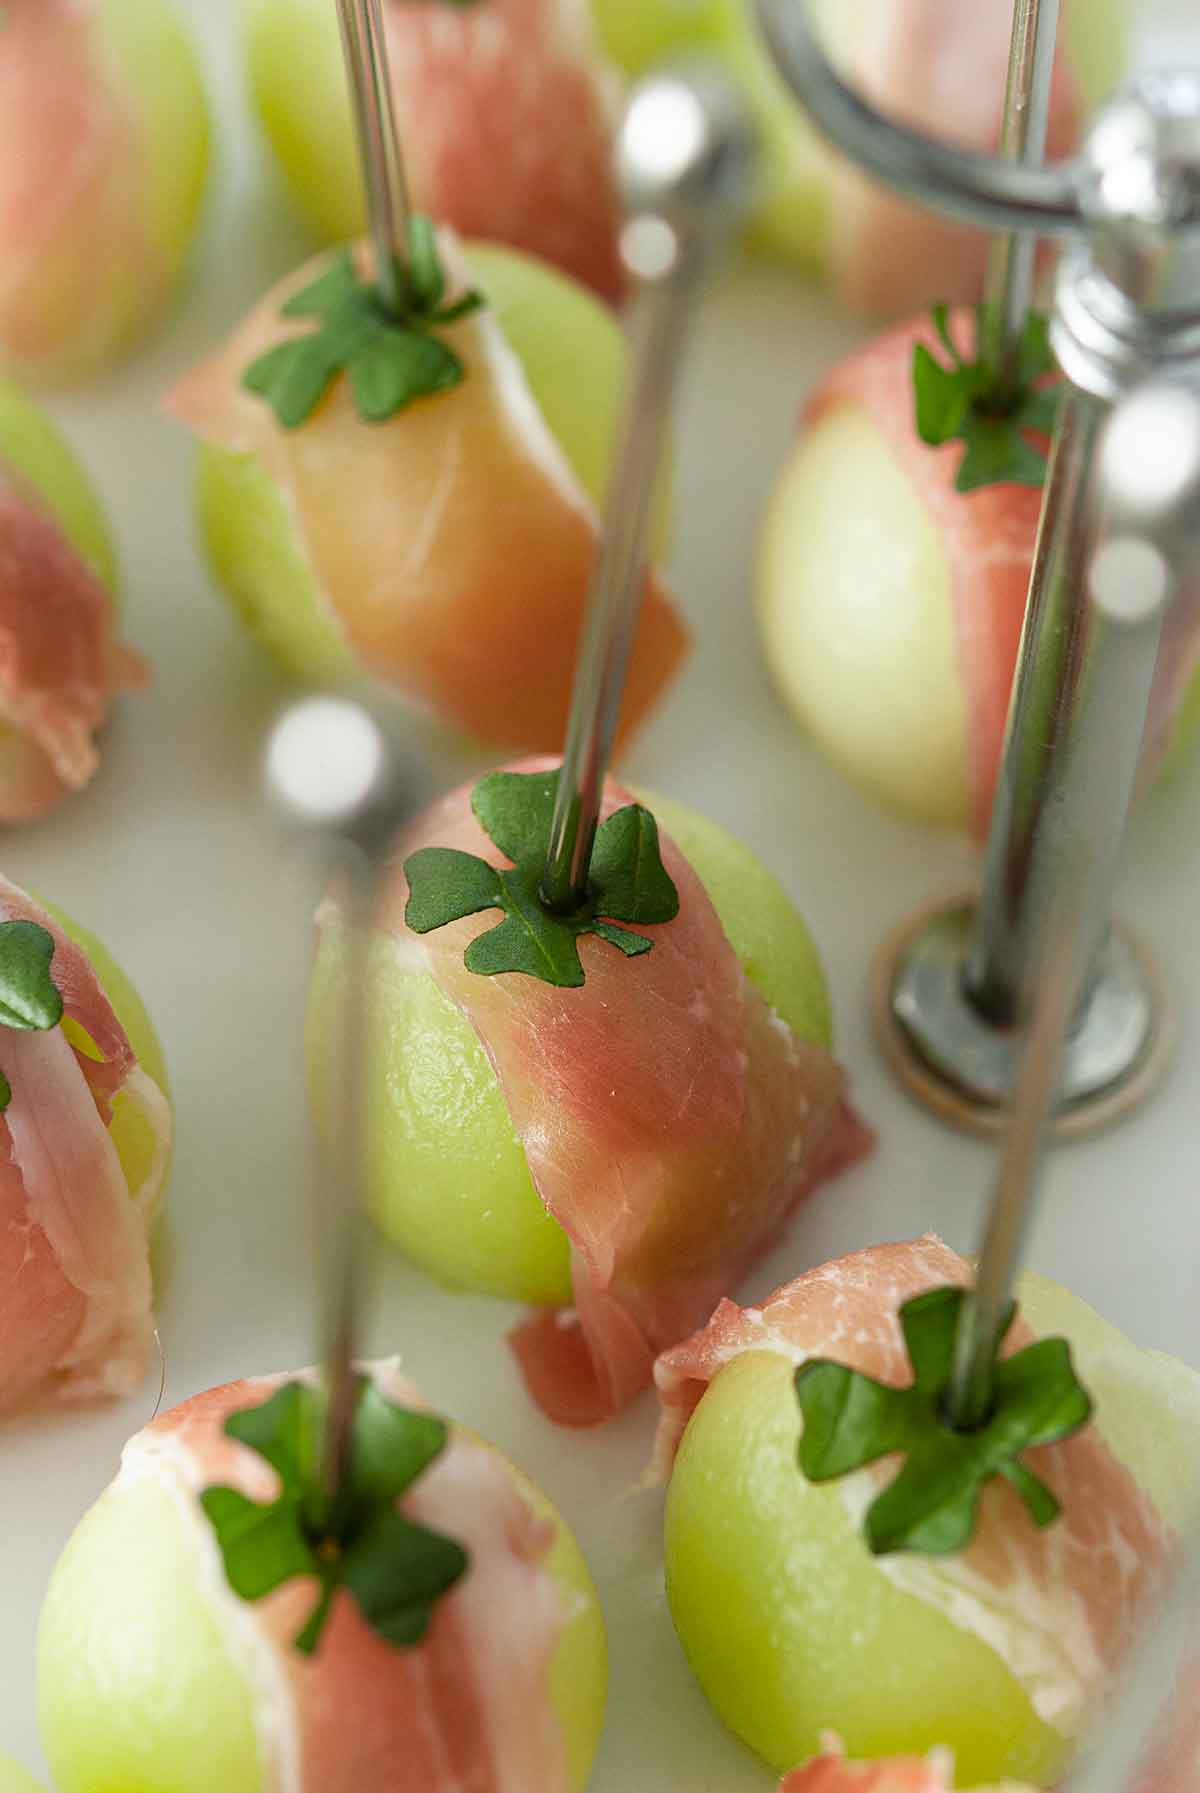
[3,4,1200,1788]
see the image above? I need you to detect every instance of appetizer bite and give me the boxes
[0,879,171,1413]
[0,0,210,384]
[308,760,870,1426]
[654,1235,1200,1788]
[168,227,685,754]
[245,0,624,301]
[38,1363,607,1792]
[591,0,1117,313]
[0,379,144,822]
[757,309,1200,832]
[777,1745,1019,1791]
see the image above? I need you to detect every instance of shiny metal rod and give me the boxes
[335,0,409,317]
[542,68,753,913]
[981,0,1062,407]
[948,388,1183,1427]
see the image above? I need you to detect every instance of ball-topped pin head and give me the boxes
[263,695,415,863]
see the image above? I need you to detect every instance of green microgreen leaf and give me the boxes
[404,767,681,988]
[0,1070,11,1111]
[911,305,1059,494]
[200,1378,467,1656]
[0,921,64,1032]
[243,224,484,430]
[794,1286,1093,1557]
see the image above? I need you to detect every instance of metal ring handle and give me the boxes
[753,0,1086,236]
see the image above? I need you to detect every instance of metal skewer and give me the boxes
[948,380,1196,1425]
[335,0,410,316]
[264,696,414,1504]
[979,0,1061,407]
[541,67,753,913]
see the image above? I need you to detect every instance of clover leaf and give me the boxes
[795,1286,1092,1556]
[0,920,66,1112]
[200,1379,468,1655]
[243,216,484,430]
[403,767,680,988]
[912,305,1060,494]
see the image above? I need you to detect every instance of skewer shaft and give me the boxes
[335,0,409,315]
[980,0,1061,407]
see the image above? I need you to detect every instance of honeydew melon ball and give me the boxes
[37,1420,606,1793]
[0,1761,47,1793]
[197,240,666,690]
[0,378,116,593]
[663,1274,1196,1787]
[306,792,832,1306]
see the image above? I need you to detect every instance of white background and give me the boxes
[2,2,1199,1787]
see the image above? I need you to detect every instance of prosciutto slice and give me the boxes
[379,0,623,302]
[0,876,169,1411]
[126,1363,573,1793]
[380,760,870,1426]
[778,1745,956,1792]
[654,1236,1171,1743]
[0,465,144,821]
[167,238,686,758]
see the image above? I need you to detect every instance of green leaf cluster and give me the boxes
[404,767,681,987]
[243,216,484,429]
[912,306,1060,493]
[794,1286,1093,1556]
[0,920,65,1111]
[200,1379,468,1655]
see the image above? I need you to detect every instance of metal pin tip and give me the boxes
[616,62,756,239]
[263,695,410,855]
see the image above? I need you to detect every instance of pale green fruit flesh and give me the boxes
[243,0,364,244]
[0,378,116,593]
[664,1276,1193,1786]
[195,240,661,691]
[0,1761,47,1793]
[307,793,832,1307]
[758,405,970,831]
[38,1437,606,1793]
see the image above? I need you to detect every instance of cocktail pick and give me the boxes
[948,378,1199,1425]
[334,0,409,315]
[264,695,415,1503]
[541,65,753,913]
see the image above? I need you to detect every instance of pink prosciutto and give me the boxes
[654,1236,1171,1738]
[379,759,870,1427]
[127,1364,572,1792]
[829,1,1080,316]
[0,877,169,1411]
[778,1746,955,1793]
[0,464,144,822]
[379,0,623,302]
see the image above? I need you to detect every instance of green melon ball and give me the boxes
[196,240,667,689]
[38,1419,606,1793]
[0,1763,47,1793]
[0,377,116,592]
[663,1274,1193,1786]
[307,792,832,1306]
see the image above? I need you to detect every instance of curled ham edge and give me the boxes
[652,1234,1173,1748]
[0,874,169,1404]
[122,1361,574,1793]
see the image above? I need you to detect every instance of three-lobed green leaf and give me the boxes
[403,767,680,988]
[0,919,66,1111]
[912,305,1059,494]
[200,1379,468,1656]
[242,217,484,430]
[794,1286,1093,1556]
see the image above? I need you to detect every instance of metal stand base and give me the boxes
[872,893,1173,1138]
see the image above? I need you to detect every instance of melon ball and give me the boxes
[244,0,622,300]
[0,0,210,384]
[307,783,833,1307]
[0,1762,47,1793]
[592,0,1124,312]
[38,1370,607,1793]
[661,1246,1200,1787]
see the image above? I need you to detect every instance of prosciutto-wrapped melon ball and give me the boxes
[758,310,1200,833]
[591,0,1119,313]
[655,1235,1200,1788]
[0,0,210,384]
[168,231,685,755]
[0,877,171,1413]
[308,760,870,1426]
[245,0,624,302]
[0,379,145,822]
[38,1363,607,1793]
[778,1746,1028,1791]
